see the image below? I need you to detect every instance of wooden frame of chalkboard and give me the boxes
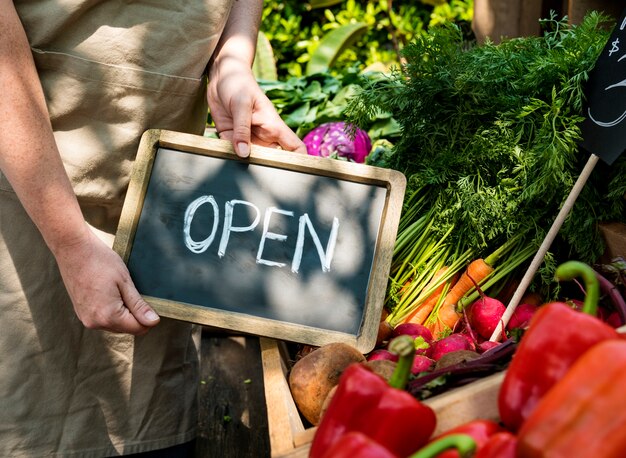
[113,129,406,352]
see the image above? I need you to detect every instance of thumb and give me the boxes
[121,283,160,327]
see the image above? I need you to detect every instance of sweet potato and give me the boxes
[288,342,365,425]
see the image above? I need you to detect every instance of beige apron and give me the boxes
[1,0,234,455]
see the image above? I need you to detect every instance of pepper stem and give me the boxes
[387,335,415,390]
[555,260,600,317]
[408,434,477,458]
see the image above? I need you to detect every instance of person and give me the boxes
[0,0,305,456]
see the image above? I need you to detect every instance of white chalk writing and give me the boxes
[183,196,339,273]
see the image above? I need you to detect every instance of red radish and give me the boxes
[605,311,622,328]
[468,296,506,339]
[457,329,478,352]
[567,298,584,311]
[477,340,500,353]
[506,303,538,331]
[391,323,434,357]
[392,323,434,341]
[567,298,612,322]
[367,349,398,362]
[430,333,474,361]
[414,337,434,358]
[411,354,435,375]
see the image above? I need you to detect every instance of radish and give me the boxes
[468,296,506,339]
[367,349,398,362]
[392,323,434,357]
[477,340,500,353]
[605,311,622,328]
[411,354,435,375]
[458,332,477,351]
[430,333,474,361]
[392,323,433,341]
[506,303,538,331]
[414,337,434,358]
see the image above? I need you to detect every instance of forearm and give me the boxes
[0,2,89,254]
[210,0,262,71]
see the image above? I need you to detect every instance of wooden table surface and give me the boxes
[196,330,271,457]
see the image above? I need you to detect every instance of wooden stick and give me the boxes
[489,154,600,342]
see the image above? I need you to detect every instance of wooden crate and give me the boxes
[260,338,504,458]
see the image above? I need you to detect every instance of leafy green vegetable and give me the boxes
[347,12,626,299]
[259,68,401,143]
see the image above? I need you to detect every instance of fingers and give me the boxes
[230,98,253,159]
[275,129,307,154]
[120,280,160,329]
[252,98,306,154]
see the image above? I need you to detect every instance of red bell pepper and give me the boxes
[310,335,437,458]
[517,339,626,457]
[320,432,397,458]
[410,434,477,458]
[430,419,505,458]
[474,431,517,458]
[320,432,478,458]
[498,261,621,432]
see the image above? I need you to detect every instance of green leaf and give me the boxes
[283,102,315,127]
[310,0,343,8]
[305,22,368,76]
[253,31,278,81]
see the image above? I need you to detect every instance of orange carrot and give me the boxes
[427,258,495,338]
[403,268,458,326]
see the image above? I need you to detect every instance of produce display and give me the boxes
[295,262,626,457]
[345,12,626,332]
[278,11,626,458]
[309,336,436,458]
[497,262,621,432]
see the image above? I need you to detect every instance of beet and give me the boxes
[411,354,435,375]
[458,331,477,352]
[392,323,433,341]
[506,303,538,331]
[606,311,622,328]
[367,349,398,362]
[430,334,474,361]
[477,340,500,353]
[468,296,506,339]
[391,322,434,358]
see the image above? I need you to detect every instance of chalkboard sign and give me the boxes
[580,8,626,164]
[113,130,406,352]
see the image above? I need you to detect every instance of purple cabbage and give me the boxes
[303,121,372,163]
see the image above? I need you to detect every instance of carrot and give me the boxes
[427,258,495,338]
[403,268,458,326]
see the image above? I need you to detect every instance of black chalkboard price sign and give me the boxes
[113,130,406,352]
[580,8,626,164]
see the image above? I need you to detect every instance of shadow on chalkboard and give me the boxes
[114,130,406,352]
[128,148,383,334]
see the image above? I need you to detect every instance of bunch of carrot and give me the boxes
[384,187,537,339]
